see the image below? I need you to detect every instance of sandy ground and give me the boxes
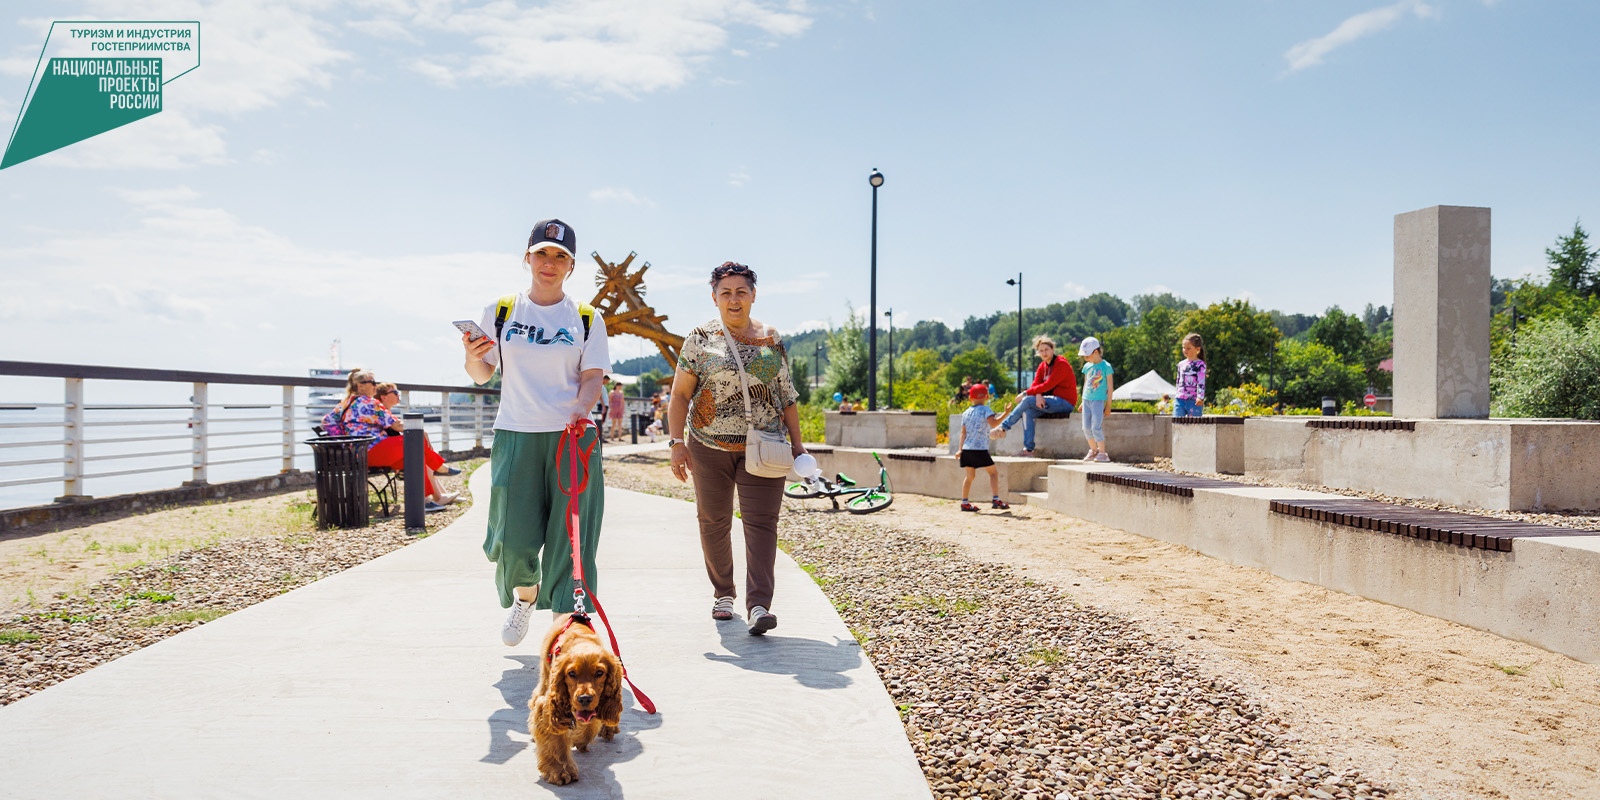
[606,453,1600,800]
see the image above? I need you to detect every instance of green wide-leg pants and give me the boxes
[483,428,604,612]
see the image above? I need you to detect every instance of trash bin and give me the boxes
[304,435,377,529]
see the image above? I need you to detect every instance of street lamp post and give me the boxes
[884,308,895,409]
[813,342,826,390]
[1006,273,1022,393]
[868,168,884,411]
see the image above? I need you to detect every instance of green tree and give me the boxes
[822,305,869,400]
[1492,316,1600,419]
[946,348,1011,394]
[1176,300,1280,390]
[1129,292,1197,324]
[1308,307,1369,362]
[1277,340,1366,408]
[790,358,811,404]
[1098,304,1183,382]
[1546,220,1597,296]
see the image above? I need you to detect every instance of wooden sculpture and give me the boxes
[587,251,685,370]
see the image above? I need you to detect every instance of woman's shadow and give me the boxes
[702,621,862,690]
[482,655,663,796]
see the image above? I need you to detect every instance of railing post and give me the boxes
[474,396,484,450]
[57,377,88,502]
[441,391,452,453]
[188,382,208,486]
[281,385,295,473]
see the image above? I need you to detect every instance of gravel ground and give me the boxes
[1137,458,1600,531]
[607,452,1387,800]
[0,464,479,707]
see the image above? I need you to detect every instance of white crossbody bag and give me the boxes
[720,326,795,479]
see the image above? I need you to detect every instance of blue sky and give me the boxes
[2,0,1597,386]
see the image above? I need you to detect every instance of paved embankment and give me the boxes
[0,465,930,800]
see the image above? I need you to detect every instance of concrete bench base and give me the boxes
[1035,463,1600,664]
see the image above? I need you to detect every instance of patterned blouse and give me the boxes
[678,319,797,451]
[320,395,395,450]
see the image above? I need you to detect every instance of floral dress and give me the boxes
[678,320,797,451]
[320,395,395,450]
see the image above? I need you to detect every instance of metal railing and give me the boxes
[0,360,500,509]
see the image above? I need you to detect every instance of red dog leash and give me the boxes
[558,419,657,714]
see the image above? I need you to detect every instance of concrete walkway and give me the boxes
[0,466,931,799]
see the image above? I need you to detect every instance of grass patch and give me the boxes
[797,562,835,588]
[134,608,229,627]
[36,611,97,623]
[132,590,175,603]
[1492,662,1528,676]
[0,629,41,644]
[1024,647,1068,665]
[776,538,794,554]
[84,540,102,552]
[894,594,981,617]
[114,544,140,553]
[849,625,870,649]
[896,702,912,720]
[1550,672,1566,689]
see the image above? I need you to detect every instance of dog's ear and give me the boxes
[597,652,624,725]
[547,654,574,729]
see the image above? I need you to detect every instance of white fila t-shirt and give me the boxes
[478,292,611,433]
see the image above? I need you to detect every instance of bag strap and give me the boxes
[719,325,757,428]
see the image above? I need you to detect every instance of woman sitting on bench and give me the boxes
[374,382,463,477]
[322,369,457,512]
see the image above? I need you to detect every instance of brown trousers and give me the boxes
[688,437,784,612]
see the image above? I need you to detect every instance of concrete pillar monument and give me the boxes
[1393,205,1491,419]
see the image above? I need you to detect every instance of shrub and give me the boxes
[1275,340,1365,409]
[1492,316,1600,419]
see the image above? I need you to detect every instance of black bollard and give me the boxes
[403,412,425,534]
[1321,397,1337,416]
[631,411,639,444]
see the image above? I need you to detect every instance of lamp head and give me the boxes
[869,169,884,188]
[1006,278,1017,286]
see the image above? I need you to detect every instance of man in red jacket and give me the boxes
[993,335,1078,456]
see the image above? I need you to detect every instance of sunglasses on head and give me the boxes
[359,379,376,385]
[714,262,751,275]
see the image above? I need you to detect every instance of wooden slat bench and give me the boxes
[1268,497,1600,552]
[1172,416,1244,425]
[1305,418,1416,431]
[1085,470,1249,498]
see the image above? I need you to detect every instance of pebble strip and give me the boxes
[778,511,1387,800]
[0,495,471,707]
[1141,457,1600,531]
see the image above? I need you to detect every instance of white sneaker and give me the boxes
[502,599,535,646]
[748,605,778,635]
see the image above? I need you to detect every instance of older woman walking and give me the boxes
[462,218,609,647]
[668,262,806,635]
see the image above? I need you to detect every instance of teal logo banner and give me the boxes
[3,22,200,170]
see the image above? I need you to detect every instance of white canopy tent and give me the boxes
[1112,369,1178,402]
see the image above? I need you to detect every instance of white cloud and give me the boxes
[1283,0,1437,73]
[1140,284,1174,296]
[589,187,655,207]
[787,319,828,334]
[729,169,750,187]
[401,0,813,96]
[1059,282,1089,300]
[347,18,423,43]
[33,112,230,169]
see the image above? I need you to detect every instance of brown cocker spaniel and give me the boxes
[529,613,623,785]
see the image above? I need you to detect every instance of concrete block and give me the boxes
[963,412,1170,461]
[1171,418,1245,474]
[824,411,937,449]
[1394,205,1491,419]
[1241,416,1600,511]
[1035,463,1600,664]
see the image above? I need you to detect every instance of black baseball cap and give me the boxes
[527,218,576,259]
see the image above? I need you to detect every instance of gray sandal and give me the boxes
[711,596,736,620]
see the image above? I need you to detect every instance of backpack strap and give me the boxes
[493,294,517,371]
[578,302,595,341]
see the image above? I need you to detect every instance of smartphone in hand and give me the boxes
[454,320,490,341]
